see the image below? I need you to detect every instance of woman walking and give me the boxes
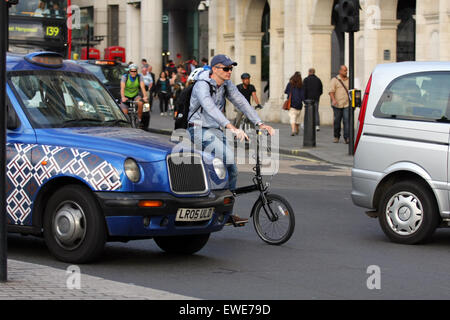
[154,71,171,115]
[284,72,305,136]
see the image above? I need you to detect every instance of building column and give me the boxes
[259,0,284,123]
[439,0,449,60]
[126,3,141,65]
[140,0,163,76]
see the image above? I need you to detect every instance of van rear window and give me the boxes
[374,71,450,122]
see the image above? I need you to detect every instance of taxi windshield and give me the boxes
[9,70,129,128]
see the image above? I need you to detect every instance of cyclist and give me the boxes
[188,54,274,225]
[234,72,262,128]
[120,64,148,126]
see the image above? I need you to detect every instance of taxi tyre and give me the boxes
[154,233,210,254]
[43,185,107,263]
[378,180,440,245]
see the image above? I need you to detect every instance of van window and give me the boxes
[374,72,450,121]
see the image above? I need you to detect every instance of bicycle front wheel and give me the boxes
[252,193,295,245]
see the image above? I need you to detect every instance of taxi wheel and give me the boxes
[378,180,440,244]
[154,233,210,254]
[43,185,107,263]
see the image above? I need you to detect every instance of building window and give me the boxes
[108,5,119,47]
[396,0,416,62]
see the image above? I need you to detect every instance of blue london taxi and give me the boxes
[5,52,234,263]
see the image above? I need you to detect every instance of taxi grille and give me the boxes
[167,154,207,194]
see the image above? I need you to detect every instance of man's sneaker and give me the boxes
[333,137,339,143]
[316,126,320,131]
[225,215,249,226]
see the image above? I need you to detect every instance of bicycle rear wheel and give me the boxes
[130,112,138,128]
[252,193,295,245]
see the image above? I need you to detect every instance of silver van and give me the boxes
[352,62,450,244]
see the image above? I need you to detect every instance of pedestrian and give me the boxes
[284,72,305,136]
[170,64,187,86]
[141,58,150,69]
[148,65,156,110]
[154,71,171,116]
[187,54,274,225]
[303,68,323,131]
[165,60,177,78]
[329,65,350,144]
[234,73,262,128]
[140,67,153,130]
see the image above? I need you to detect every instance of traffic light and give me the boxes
[334,0,360,33]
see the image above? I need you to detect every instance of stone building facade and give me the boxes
[209,0,450,124]
[70,0,449,125]
[71,0,163,75]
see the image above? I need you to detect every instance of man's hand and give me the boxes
[225,123,249,142]
[259,123,275,136]
[121,97,128,103]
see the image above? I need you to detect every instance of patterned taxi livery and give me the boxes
[6,143,121,225]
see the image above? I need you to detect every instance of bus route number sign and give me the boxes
[45,26,61,38]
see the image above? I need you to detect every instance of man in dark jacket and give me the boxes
[303,68,323,131]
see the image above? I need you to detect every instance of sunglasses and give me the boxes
[215,66,233,72]
[130,70,137,72]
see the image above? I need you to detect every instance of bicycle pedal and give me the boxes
[234,222,247,227]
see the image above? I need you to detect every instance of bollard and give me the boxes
[303,99,316,147]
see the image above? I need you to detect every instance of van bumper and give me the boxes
[351,168,381,210]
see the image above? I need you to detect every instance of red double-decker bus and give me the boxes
[8,0,72,58]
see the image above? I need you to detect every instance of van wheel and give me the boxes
[378,180,440,244]
[43,185,106,263]
[154,234,210,254]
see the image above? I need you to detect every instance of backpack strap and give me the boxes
[187,80,215,123]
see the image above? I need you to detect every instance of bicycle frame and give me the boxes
[125,100,138,128]
[232,128,272,218]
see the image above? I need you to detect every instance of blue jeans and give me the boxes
[332,106,349,140]
[188,127,238,190]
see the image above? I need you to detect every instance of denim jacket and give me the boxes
[188,70,262,129]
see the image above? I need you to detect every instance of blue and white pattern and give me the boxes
[6,143,122,225]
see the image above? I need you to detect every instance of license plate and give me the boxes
[176,207,214,222]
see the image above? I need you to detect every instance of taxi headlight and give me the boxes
[124,158,140,183]
[213,158,226,180]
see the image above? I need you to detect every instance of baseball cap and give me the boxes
[210,54,238,67]
[241,73,251,79]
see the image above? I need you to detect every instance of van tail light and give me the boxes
[354,75,372,153]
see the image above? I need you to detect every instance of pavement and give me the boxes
[0,259,195,300]
[145,109,354,167]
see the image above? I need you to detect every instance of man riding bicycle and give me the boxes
[188,54,274,225]
[120,64,148,127]
[234,72,262,128]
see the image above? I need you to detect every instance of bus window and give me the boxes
[9,0,67,19]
